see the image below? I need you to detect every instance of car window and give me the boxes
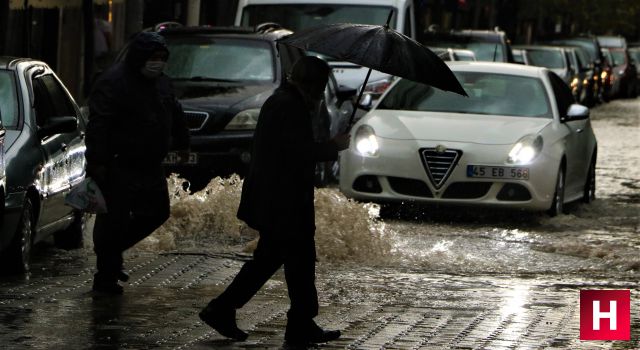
[241,4,396,32]
[0,70,19,129]
[527,49,565,69]
[609,50,626,66]
[379,72,552,118]
[33,74,76,127]
[548,72,575,115]
[165,38,275,82]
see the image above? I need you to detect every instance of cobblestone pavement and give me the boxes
[0,251,638,349]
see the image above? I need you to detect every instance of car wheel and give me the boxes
[5,198,34,273]
[582,157,596,203]
[547,167,566,217]
[54,210,86,249]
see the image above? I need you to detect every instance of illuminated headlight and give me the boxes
[570,78,579,89]
[225,108,260,130]
[355,125,379,156]
[507,135,543,165]
[618,69,625,75]
[601,71,608,80]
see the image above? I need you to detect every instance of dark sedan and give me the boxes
[0,57,86,273]
[158,25,355,188]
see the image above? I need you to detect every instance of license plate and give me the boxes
[467,165,529,180]
[163,152,198,165]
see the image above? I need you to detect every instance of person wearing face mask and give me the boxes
[198,56,349,347]
[86,32,190,294]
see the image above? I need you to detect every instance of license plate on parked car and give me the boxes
[467,165,529,180]
[163,152,198,165]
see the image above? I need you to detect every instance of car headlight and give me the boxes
[225,108,260,130]
[507,135,543,165]
[355,125,379,156]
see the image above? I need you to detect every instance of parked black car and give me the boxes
[0,57,87,273]
[548,36,606,102]
[601,47,638,98]
[125,25,356,188]
[422,28,515,63]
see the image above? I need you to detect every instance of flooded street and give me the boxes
[1,98,639,349]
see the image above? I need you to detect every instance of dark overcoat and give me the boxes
[237,84,338,233]
[86,33,189,170]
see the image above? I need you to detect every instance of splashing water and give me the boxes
[136,174,392,264]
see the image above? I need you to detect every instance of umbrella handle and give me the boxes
[348,67,373,127]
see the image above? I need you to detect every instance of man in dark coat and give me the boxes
[199,56,349,346]
[86,32,190,294]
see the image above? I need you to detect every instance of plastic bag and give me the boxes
[65,177,108,213]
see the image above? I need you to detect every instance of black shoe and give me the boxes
[199,301,248,341]
[92,278,123,295]
[285,320,340,345]
[117,270,130,282]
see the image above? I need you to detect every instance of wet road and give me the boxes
[0,98,639,349]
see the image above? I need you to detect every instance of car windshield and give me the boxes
[165,38,275,82]
[241,4,396,32]
[526,49,565,69]
[555,39,598,62]
[378,72,552,118]
[609,50,626,66]
[0,70,18,128]
[427,40,504,62]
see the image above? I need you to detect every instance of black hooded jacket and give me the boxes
[237,83,338,233]
[86,32,189,169]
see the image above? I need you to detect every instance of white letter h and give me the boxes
[593,300,617,331]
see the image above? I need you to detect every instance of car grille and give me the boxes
[419,148,462,189]
[387,177,433,197]
[184,111,210,131]
[442,182,492,199]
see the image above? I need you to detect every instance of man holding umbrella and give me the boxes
[199,56,349,346]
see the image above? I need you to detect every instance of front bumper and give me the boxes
[339,138,560,211]
[170,131,254,170]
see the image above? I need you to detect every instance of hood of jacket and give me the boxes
[124,32,170,70]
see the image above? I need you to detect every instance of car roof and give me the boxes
[447,61,546,77]
[0,56,37,69]
[160,25,293,41]
[513,45,564,51]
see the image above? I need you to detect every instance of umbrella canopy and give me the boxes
[277,22,468,98]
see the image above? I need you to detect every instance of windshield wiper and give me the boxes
[174,76,238,82]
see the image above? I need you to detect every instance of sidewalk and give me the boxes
[0,250,638,349]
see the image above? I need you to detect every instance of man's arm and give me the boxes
[85,80,117,184]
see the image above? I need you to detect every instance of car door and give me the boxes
[43,74,86,189]
[31,73,74,226]
[549,72,589,196]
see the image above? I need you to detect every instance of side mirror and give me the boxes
[38,116,78,138]
[562,104,589,122]
[357,93,374,111]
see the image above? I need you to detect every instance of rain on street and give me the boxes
[0,97,638,349]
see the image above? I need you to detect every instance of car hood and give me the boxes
[173,82,276,111]
[363,110,552,145]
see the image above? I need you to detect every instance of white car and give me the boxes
[339,62,598,216]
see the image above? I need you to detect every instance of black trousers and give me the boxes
[93,164,170,281]
[216,230,319,322]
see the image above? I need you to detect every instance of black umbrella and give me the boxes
[277,13,468,125]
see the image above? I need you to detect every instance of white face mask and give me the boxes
[140,60,166,78]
